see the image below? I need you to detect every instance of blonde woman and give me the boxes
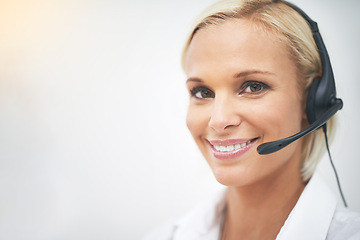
[144,0,360,239]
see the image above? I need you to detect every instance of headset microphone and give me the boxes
[257,99,343,155]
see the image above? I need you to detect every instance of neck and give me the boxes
[223,167,305,240]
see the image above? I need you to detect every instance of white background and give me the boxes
[0,0,359,239]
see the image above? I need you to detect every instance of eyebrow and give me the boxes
[186,70,275,83]
[186,77,203,83]
[234,70,275,78]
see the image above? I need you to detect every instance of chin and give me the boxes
[211,165,252,187]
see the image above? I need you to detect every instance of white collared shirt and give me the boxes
[143,172,360,240]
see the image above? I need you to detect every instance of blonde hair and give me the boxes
[182,0,336,182]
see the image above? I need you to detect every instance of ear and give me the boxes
[301,105,309,129]
[301,88,309,122]
[302,98,308,120]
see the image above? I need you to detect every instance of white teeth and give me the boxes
[227,145,234,151]
[213,141,252,152]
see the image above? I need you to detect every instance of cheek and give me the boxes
[257,95,304,136]
[186,105,205,137]
[186,104,213,142]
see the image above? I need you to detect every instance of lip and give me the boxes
[208,138,258,160]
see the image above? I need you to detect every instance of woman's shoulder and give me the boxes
[327,205,360,239]
[141,190,227,240]
[141,219,177,240]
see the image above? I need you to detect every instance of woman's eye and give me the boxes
[190,87,214,99]
[242,81,268,94]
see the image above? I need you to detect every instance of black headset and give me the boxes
[256,1,348,207]
[257,1,343,155]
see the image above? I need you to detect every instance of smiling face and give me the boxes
[185,19,307,187]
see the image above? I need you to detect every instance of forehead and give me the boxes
[184,19,293,77]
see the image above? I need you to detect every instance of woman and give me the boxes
[144,0,360,239]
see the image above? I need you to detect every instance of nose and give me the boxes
[208,97,242,132]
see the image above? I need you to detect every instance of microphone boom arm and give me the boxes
[257,99,343,155]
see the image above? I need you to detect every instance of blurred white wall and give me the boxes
[0,0,359,239]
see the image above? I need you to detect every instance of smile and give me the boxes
[208,138,258,160]
[213,140,252,152]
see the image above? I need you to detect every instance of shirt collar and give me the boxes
[276,171,337,240]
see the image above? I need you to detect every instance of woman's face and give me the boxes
[185,19,306,187]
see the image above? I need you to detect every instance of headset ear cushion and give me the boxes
[306,78,321,124]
